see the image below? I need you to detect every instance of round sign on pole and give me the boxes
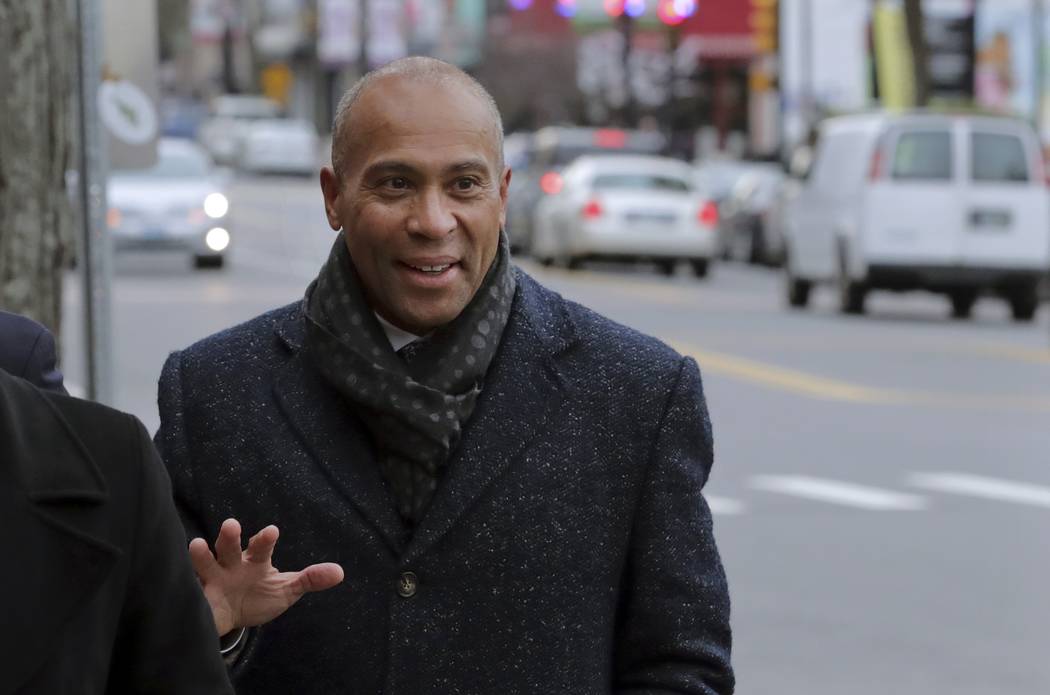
[98,80,158,145]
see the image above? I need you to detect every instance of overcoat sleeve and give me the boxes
[613,356,735,694]
[154,350,209,541]
[108,415,234,694]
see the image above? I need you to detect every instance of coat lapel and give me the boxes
[272,309,407,555]
[0,380,120,689]
[405,271,576,562]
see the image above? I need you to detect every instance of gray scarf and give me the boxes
[304,233,516,527]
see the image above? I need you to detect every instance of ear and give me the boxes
[319,166,343,231]
[498,166,512,229]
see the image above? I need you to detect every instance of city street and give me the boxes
[64,174,1050,694]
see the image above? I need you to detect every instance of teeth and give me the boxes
[413,264,451,273]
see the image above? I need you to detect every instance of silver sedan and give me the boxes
[107,138,232,269]
[530,155,718,277]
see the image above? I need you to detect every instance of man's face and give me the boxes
[320,76,510,335]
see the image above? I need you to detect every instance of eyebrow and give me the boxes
[362,158,492,179]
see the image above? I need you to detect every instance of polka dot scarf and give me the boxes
[303,232,516,527]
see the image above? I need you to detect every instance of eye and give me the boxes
[453,177,481,192]
[385,176,409,190]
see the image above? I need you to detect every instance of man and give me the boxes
[157,57,733,693]
[0,309,66,393]
[0,367,233,693]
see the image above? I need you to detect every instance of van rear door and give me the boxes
[960,124,1050,269]
[863,124,965,265]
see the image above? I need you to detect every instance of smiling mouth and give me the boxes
[410,263,452,274]
[403,261,459,276]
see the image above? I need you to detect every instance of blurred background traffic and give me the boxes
[2,0,1049,693]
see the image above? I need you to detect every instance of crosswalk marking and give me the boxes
[750,475,928,511]
[908,473,1050,509]
[705,495,745,516]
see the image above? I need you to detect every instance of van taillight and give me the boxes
[868,147,884,181]
[697,201,719,226]
[581,199,603,219]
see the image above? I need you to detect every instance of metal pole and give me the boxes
[800,0,814,133]
[74,0,113,404]
[1034,0,1045,135]
[358,0,370,77]
[620,13,636,127]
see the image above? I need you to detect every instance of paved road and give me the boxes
[63,174,1050,694]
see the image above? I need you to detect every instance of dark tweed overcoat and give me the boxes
[155,269,734,694]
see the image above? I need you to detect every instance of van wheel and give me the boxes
[1007,286,1038,322]
[837,268,866,314]
[691,259,709,279]
[949,289,978,319]
[785,271,811,308]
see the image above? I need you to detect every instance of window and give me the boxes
[971,132,1030,182]
[591,173,691,192]
[891,131,953,181]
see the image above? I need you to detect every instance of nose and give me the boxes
[408,187,456,239]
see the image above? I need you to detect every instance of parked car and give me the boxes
[198,94,281,166]
[717,163,785,265]
[531,154,718,277]
[107,138,232,269]
[506,126,666,255]
[782,112,1050,320]
[239,118,320,176]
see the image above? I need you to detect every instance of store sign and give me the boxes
[102,0,160,169]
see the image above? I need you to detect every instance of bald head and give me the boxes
[330,57,504,180]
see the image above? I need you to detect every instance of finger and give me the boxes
[245,525,279,565]
[188,537,219,582]
[214,518,243,569]
[287,563,345,597]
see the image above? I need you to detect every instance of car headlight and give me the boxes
[206,227,230,252]
[204,192,229,219]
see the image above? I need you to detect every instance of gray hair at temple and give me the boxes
[330,56,505,180]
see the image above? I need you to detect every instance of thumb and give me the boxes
[289,563,345,597]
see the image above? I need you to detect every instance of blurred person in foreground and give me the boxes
[0,309,67,393]
[156,56,733,693]
[0,311,344,691]
[0,367,232,693]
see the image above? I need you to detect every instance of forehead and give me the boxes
[342,76,500,174]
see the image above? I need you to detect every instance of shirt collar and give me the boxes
[374,312,422,353]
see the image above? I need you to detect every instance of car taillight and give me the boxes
[581,199,603,219]
[697,201,718,226]
[540,171,563,195]
[106,208,121,229]
[868,146,884,181]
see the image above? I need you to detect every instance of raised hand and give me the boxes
[189,518,345,636]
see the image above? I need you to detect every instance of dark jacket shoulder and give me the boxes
[0,310,66,393]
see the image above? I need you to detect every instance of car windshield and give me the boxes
[113,147,211,179]
[591,173,691,192]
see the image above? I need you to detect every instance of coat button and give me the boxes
[397,571,419,598]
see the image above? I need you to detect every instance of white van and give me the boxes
[783,113,1050,320]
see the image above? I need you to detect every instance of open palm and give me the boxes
[189,518,345,636]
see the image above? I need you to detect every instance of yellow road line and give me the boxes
[669,341,896,404]
[669,340,1050,412]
